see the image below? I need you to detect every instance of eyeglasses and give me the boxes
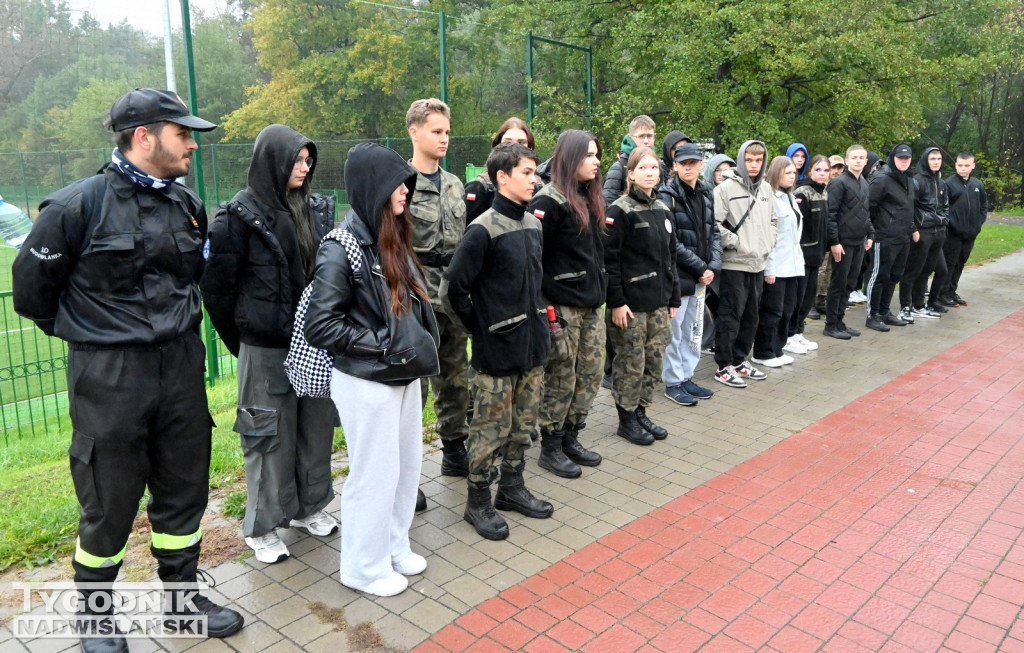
[294,157,314,168]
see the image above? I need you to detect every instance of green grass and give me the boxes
[0,372,441,572]
[994,206,1024,217]
[971,223,1024,264]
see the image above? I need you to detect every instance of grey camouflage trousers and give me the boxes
[607,308,672,411]
[466,366,543,484]
[539,305,605,432]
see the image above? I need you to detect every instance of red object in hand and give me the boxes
[547,306,562,333]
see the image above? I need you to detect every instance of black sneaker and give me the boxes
[882,313,909,327]
[927,303,949,314]
[808,308,821,320]
[838,322,861,337]
[939,296,959,307]
[866,315,890,332]
[823,325,851,340]
[953,293,967,306]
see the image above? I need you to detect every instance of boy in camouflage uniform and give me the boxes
[406,99,472,478]
[441,143,553,540]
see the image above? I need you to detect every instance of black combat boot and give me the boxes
[441,438,469,477]
[562,423,602,466]
[537,428,582,478]
[634,406,668,440]
[464,479,509,540]
[616,405,654,445]
[495,461,553,518]
[76,586,128,653]
[415,487,427,512]
[161,559,244,638]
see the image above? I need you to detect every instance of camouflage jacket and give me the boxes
[408,165,466,311]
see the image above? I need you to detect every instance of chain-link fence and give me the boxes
[0,134,502,441]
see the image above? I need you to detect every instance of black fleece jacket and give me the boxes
[794,178,829,267]
[604,186,681,312]
[528,183,607,309]
[441,193,549,376]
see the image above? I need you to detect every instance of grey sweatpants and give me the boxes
[235,343,338,538]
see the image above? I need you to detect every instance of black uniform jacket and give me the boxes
[794,178,829,267]
[528,183,607,309]
[604,186,681,313]
[13,166,206,346]
[304,142,440,386]
[441,192,550,377]
[658,176,722,297]
[201,125,334,356]
[869,161,917,245]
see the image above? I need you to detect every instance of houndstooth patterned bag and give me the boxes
[284,229,363,398]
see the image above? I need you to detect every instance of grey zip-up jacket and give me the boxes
[713,141,778,273]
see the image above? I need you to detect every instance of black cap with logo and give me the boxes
[673,143,704,163]
[892,144,913,159]
[108,88,218,132]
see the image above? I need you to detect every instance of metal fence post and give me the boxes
[439,11,449,172]
[526,32,534,124]
[19,152,31,213]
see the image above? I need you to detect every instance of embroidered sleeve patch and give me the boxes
[466,193,477,201]
[606,216,615,225]
[533,210,545,219]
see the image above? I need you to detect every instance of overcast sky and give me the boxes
[64,0,228,37]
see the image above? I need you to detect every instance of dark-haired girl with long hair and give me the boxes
[305,143,440,597]
[202,124,339,566]
[464,117,536,223]
[527,129,606,479]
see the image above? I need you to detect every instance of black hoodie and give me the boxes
[202,125,335,355]
[660,130,691,185]
[304,143,440,385]
[912,147,949,231]
[868,144,917,244]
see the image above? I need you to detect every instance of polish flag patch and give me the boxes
[466,193,477,201]
[533,209,545,219]
[606,216,615,225]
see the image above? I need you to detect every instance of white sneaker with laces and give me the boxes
[341,571,408,597]
[779,354,795,365]
[245,531,290,564]
[782,337,807,355]
[850,290,867,303]
[290,510,339,537]
[393,553,427,576]
[795,334,818,350]
[751,356,785,368]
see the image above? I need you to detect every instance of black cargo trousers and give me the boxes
[68,331,213,583]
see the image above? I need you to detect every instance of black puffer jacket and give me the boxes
[826,169,873,246]
[657,176,721,296]
[202,125,335,356]
[304,143,440,385]
[869,149,917,245]
[794,178,829,267]
[604,186,681,312]
[912,147,949,231]
[602,149,630,206]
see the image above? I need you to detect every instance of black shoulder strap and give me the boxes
[721,186,759,234]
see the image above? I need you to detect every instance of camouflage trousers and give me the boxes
[466,366,543,484]
[608,307,672,411]
[815,258,833,311]
[539,305,606,432]
[420,309,470,443]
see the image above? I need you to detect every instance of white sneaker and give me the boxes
[850,290,867,303]
[393,553,427,576]
[341,571,408,597]
[779,354,795,365]
[751,356,785,368]
[795,334,818,351]
[782,337,807,355]
[245,531,290,564]
[290,510,339,537]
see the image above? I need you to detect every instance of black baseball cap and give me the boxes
[108,88,217,132]
[673,143,703,162]
[892,144,913,159]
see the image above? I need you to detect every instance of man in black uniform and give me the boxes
[12,88,243,653]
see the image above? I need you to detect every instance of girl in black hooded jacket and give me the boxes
[790,154,831,348]
[305,143,440,598]
[202,124,339,566]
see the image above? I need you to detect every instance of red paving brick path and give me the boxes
[414,310,1024,653]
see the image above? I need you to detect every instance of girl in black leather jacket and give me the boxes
[305,142,440,597]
